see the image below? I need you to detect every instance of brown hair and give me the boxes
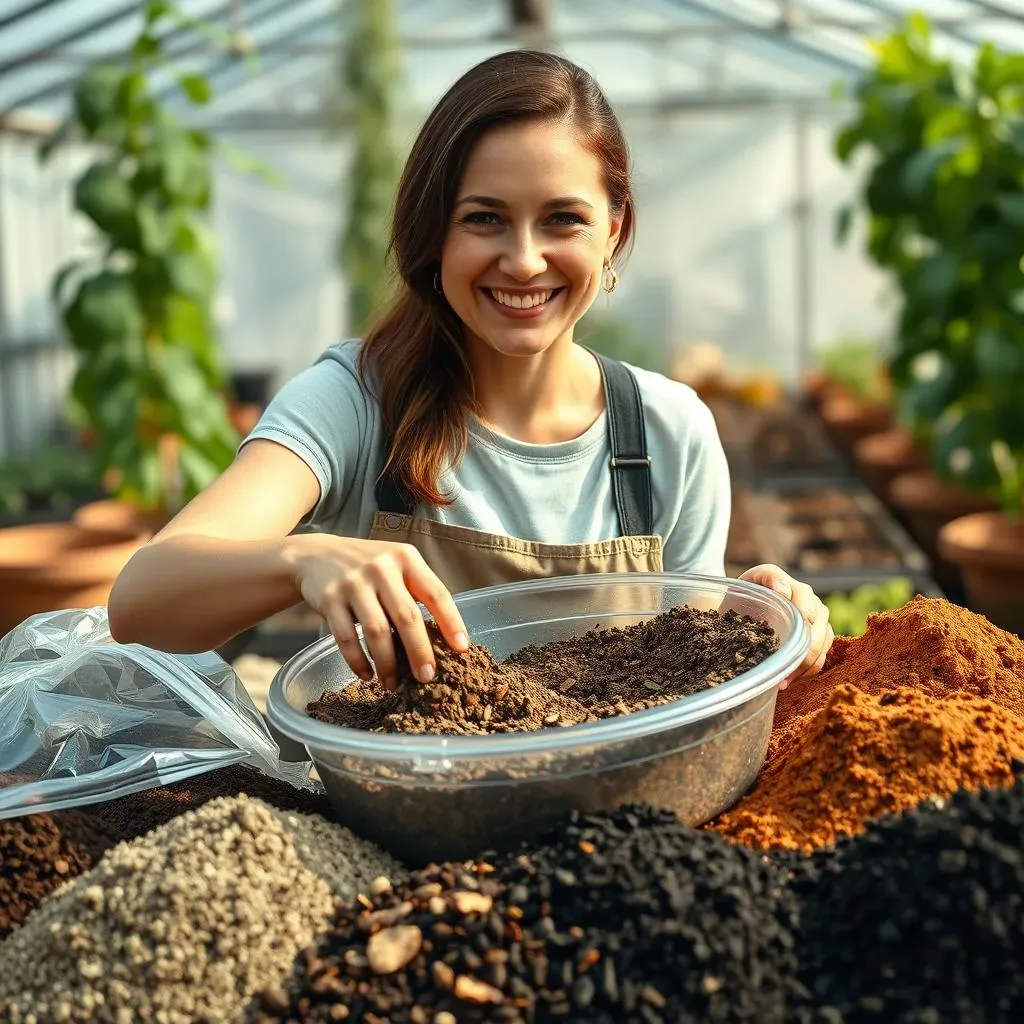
[358,49,636,508]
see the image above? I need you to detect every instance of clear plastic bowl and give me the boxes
[267,573,810,864]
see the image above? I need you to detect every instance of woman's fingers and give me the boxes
[345,580,401,690]
[400,550,469,653]
[323,602,374,682]
[375,570,441,685]
[790,580,831,675]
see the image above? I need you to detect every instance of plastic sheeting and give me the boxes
[0,606,316,819]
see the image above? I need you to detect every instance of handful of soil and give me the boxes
[306,606,778,737]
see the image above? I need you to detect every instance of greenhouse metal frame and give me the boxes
[0,0,1022,459]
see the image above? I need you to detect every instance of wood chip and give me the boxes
[451,891,493,915]
[453,975,504,1004]
[366,925,422,975]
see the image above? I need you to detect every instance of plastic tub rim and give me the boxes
[266,571,811,764]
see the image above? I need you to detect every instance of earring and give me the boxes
[433,272,442,294]
[603,261,619,294]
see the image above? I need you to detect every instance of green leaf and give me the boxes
[51,259,91,308]
[135,198,175,255]
[145,0,173,25]
[901,139,959,199]
[154,346,209,410]
[156,121,211,203]
[178,73,212,105]
[178,444,222,495]
[976,329,1024,378]
[73,64,124,136]
[218,140,285,187]
[74,163,136,243]
[995,193,1024,228]
[165,248,216,302]
[63,272,144,351]
[913,252,960,305]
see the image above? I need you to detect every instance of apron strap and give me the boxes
[595,353,653,537]
[374,353,653,536]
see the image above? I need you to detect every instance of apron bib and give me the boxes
[369,353,663,594]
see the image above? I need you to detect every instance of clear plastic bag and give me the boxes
[0,606,317,819]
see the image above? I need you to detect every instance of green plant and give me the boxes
[835,13,1024,517]
[42,1,246,515]
[0,445,97,517]
[816,338,889,402]
[338,0,404,333]
[823,577,915,636]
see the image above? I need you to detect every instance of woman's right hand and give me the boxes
[288,534,469,689]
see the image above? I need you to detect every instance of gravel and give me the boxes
[256,804,805,1023]
[0,795,397,1024]
[788,777,1024,1023]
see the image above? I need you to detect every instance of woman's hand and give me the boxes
[737,563,834,688]
[288,534,469,689]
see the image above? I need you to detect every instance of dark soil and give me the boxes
[306,606,778,737]
[255,804,805,1024]
[787,777,1024,1023]
[0,808,115,939]
[0,764,331,938]
[79,762,331,844]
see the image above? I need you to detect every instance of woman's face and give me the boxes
[440,117,623,360]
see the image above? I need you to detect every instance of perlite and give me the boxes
[0,795,398,1024]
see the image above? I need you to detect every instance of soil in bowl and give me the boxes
[306,605,779,736]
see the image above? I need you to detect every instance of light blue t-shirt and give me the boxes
[242,340,731,576]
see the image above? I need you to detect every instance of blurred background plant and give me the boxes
[836,13,1024,518]
[41,0,266,518]
[335,0,405,333]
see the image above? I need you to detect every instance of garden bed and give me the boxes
[728,480,930,584]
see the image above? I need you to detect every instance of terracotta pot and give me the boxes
[889,470,999,592]
[819,394,893,453]
[0,522,144,637]
[853,428,930,504]
[72,499,168,538]
[802,372,849,412]
[938,511,1024,637]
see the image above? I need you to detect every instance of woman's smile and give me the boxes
[481,286,566,319]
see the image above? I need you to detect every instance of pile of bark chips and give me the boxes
[256,804,806,1024]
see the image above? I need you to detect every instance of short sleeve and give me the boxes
[239,342,376,527]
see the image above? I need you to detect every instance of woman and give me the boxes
[108,50,833,690]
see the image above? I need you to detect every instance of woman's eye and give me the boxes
[463,211,502,225]
[549,211,586,226]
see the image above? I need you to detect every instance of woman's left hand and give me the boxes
[738,563,835,687]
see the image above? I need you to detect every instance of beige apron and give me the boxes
[369,353,663,594]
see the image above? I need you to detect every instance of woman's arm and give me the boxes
[106,439,320,653]
[107,439,468,686]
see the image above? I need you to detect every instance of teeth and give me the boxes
[491,289,552,309]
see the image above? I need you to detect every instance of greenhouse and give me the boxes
[2,2,1024,1022]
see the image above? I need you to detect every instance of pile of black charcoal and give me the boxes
[255,779,1024,1024]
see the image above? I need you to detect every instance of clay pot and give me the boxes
[72,499,168,538]
[853,428,930,504]
[802,372,849,412]
[889,471,999,592]
[819,394,893,453]
[938,511,1024,637]
[0,522,144,637]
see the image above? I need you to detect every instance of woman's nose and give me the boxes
[499,229,547,281]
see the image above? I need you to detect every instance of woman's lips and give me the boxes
[482,287,564,319]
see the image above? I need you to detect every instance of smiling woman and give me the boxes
[106,50,834,693]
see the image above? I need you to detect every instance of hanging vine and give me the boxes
[338,0,405,333]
